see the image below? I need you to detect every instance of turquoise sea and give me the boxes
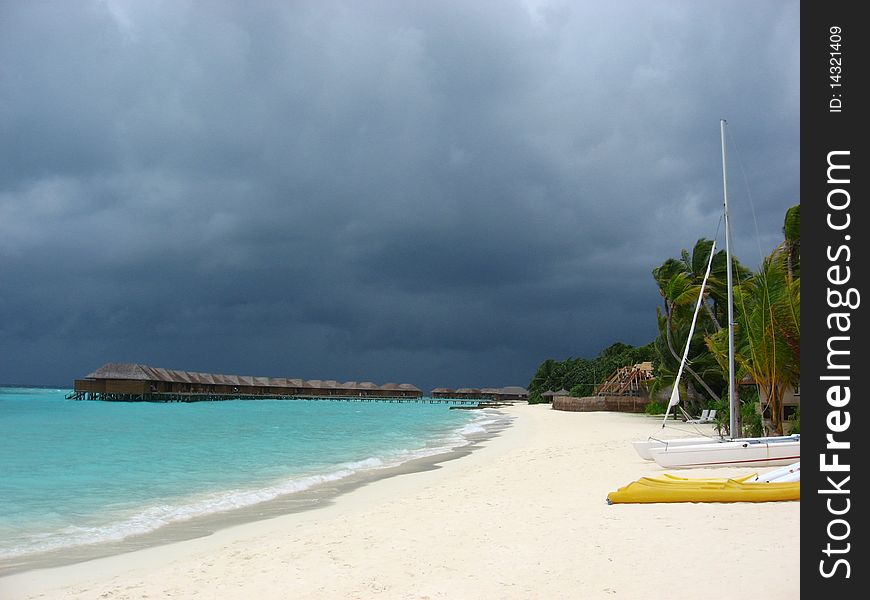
[0,387,507,568]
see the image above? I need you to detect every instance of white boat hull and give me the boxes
[634,434,799,462]
[751,461,800,483]
[632,437,714,460]
[650,437,800,468]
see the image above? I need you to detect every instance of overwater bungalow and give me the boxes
[431,386,529,402]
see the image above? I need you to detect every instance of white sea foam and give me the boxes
[0,468,363,559]
[458,422,488,435]
[0,405,516,561]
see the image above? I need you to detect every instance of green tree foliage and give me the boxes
[648,239,750,415]
[653,204,800,435]
[707,243,800,434]
[648,204,799,431]
[779,204,800,281]
[528,342,656,403]
[528,205,800,430]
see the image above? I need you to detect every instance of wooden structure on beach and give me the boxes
[70,363,427,403]
[594,362,654,397]
[430,386,528,402]
[552,362,654,413]
[552,394,651,413]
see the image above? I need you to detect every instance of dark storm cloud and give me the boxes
[0,0,799,390]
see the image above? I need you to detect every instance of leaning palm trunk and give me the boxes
[766,382,788,435]
[662,301,721,403]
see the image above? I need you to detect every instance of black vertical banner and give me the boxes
[803,2,867,597]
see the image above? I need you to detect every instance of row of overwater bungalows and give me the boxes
[430,386,528,401]
[73,363,423,401]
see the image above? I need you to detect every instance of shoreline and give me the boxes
[0,408,513,578]
[0,405,799,600]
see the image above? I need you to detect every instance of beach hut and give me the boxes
[496,386,529,401]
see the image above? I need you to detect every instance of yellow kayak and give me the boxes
[654,473,757,484]
[607,477,799,504]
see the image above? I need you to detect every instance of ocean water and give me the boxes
[0,387,508,565]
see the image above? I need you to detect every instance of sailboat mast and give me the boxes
[720,119,738,438]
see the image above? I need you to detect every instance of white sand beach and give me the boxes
[0,404,799,600]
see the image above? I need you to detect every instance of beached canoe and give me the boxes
[606,477,800,504]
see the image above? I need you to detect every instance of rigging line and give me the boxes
[660,421,721,438]
[725,126,765,267]
[726,127,783,436]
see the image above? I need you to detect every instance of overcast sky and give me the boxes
[0,0,799,391]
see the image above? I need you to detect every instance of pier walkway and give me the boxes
[65,390,489,406]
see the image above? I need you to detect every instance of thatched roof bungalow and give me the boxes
[430,386,529,401]
[498,386,529,401]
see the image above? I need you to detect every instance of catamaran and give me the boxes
[634,120,800,468]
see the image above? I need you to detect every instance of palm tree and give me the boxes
[707,254,800,434]
[775,204,800,282]
[650,239,736,407]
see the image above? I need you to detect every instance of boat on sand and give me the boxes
[607,461,801,504]
[606,476,799,504]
